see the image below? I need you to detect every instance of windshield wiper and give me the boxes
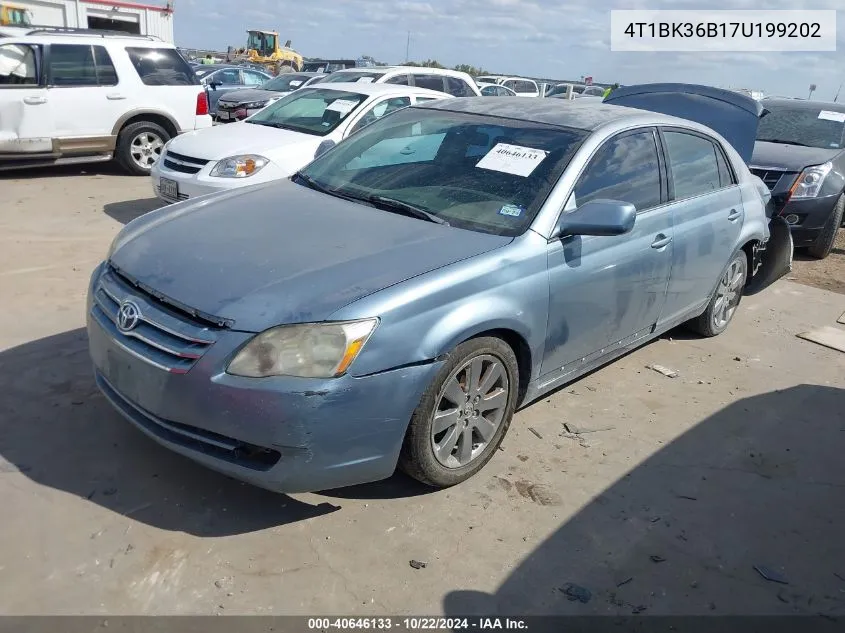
[292,172,359,203]
[247,120,291,130]
[757,138,813,147]
[367,195,449,226]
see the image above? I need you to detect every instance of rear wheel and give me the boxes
[115,121,169,176]
[807,194,844,260]
[688,250,748,337]
[399,337,518,488]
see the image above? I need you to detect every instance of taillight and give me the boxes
[196,91,209,116]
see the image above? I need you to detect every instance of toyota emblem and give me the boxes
[117,300,141,332]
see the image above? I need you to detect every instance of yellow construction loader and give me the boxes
[0,3,32,27]
[229,30,303,75]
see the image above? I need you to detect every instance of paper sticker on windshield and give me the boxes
[499,204,524,217]
[818,110,845,123]
[289,80,303,87]
[356,77,375,83]
[326,99,358,115]
[476,143,548,177]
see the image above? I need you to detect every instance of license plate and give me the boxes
[218,111,230,120]
[235,109,247,119]
[160,177,179,200]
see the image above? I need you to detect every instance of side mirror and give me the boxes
[554,199,636,238]
[314,139,336,158]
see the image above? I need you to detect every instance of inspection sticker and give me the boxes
[818,110,845,123]
[356,77,375,83]
[476,143,548,177]
[326,99,358,115]
[289,80,303,87]
[499,204,524,217]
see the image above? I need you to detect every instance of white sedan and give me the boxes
[151,83,453,203]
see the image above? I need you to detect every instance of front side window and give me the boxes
[126,47,198,86]
[243,70,269,85]
[385,73,411,86]
[297,107,588,236]
[246,87,368,136]
[0,43,39,86]
[573,130,662,212]
[516,80,537,94]
[757,104,845,150]
[349,96,411,134]
[215,68,241,85]
[321,70,386,84]
[662,131,721,200]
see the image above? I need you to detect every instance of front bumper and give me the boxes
[86,263,440,493]
[776,194,840,247]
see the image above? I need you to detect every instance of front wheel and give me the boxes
[687,250,748,337]
[399,337,519,488]
[115,121,169,176]
[807,194,844,260]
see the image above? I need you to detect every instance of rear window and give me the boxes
[445,76,475,97]
[125,47,198,86]
[321,70,386,84]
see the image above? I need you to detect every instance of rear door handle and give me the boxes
[107,93,127,100]
[651,234,672,249]
[728,208,741,222]
[23,96,47,105]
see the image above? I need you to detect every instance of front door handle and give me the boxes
[651,234,672,249]
[107,93,127,100]
[23,96,47,105]
[728,208,741,222]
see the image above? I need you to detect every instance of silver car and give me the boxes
[87,85,791,493]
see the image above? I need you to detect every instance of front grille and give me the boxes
[91,268,221,374]
[749,167,797,191]
[162,150,210,175]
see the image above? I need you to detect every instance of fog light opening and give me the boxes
[784,214,800,225]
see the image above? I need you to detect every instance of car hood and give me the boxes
[217,88,286,105]
[751,141,843,171]
[166,122,319,162]
[108,181,511,332]
[604,83,763,163]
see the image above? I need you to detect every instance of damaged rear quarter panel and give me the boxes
[331,231,551,381]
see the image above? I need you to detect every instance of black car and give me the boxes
[215,72,326,122]
[750,98,845,259]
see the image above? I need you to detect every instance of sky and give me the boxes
[173,0,845,100]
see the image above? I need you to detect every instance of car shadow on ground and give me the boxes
[443,384,845,617]
[103,198,163,225]
[0,329,342,537]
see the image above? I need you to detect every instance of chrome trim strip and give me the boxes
[91,307,175,373]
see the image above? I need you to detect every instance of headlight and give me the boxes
[210,155,269,178]
[243,101,269,109]
[226,319,379,378]
[790,162,832,199]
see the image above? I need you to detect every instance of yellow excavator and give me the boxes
[228,30,303,75]
[0,3,32,27]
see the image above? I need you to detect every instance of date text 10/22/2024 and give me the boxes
[307,618,528,630]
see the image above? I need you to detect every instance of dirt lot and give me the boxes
[1,166,844,617]
[791,229,845,296]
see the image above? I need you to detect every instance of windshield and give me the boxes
[757,105,845,149]
[194,67,214,78]
[296,107,588,236]
[320,70,386,84]
[246,88,368,136]
[261,73,312,92]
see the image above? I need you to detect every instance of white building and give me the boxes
[8,0,174,42]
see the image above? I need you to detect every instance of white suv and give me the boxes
[317,66,482,97]
[0,29,212,175]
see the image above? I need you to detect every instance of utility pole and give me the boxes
[405,31,410,63]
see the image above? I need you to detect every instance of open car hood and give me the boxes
[604,83,764,164]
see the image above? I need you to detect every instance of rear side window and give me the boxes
[385,73,411,86]
[413,74,445,92]
[125,47,198,86]
[662,131,722,200]
[515,80,537,94]
[573,130,662,212]
[445,76,475,97]
[715,145,735,186]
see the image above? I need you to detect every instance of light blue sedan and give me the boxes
[87,85,791,492]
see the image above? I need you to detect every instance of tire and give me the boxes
[807,194,844,260]
[115,121,170,176]
[398,337,519,488]
[687,250,748,337]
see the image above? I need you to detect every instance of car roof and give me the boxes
[762,97,845,112]
[329,66,470,77]
[417,97,693,131]
[307,82,452,98]
[11,33,172,46]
